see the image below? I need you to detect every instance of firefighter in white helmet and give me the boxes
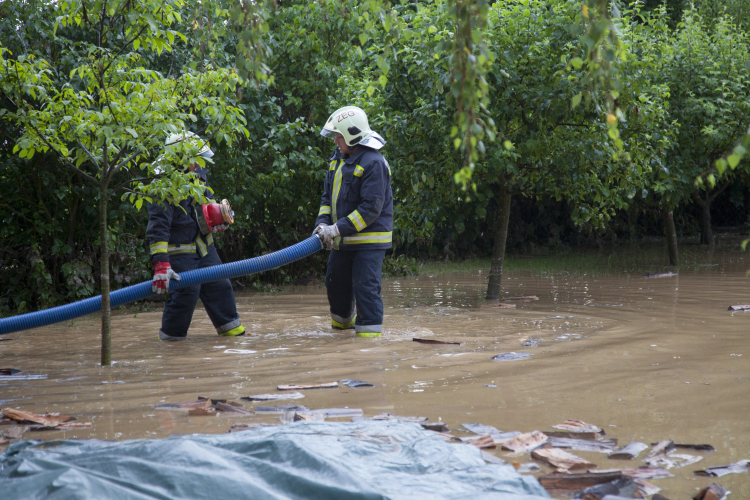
[146,131,245,341]
[313,106,393,337]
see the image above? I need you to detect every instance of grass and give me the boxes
[416,237,748,277]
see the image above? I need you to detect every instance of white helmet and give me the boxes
[320,106,385,150]
[165,131,214,159]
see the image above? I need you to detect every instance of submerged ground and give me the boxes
[2,240,749,498]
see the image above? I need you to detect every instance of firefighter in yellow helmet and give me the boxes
[313,107,392,337]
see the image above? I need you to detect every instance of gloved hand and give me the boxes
[312,223,328,236]
[152,261,181,294]
[211,223,230,233]
[315,223,340,250]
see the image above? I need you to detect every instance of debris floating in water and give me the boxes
[728,304,750,311]
[515,462,540,473]
[354,413,428,423]
[223,349,256,354]
[548,436,617,453]
[1,408,90,430]
[241,392,305,402]
[608,442,649,459]
[642,272,678,278]
[694,459,750,477]
[538,470,623,493]
[338,379,375,388]
[675,443,716,452]
[277,382,338,391]
[502,295,539,301]
[491,352,533,362]
[693,483,728,500]
[464,434,496,449]
[254,405,310,414]
[576,477,639,498]
[412,338,461,345]
[531,447,595,470]
[647,440,676,458]
[0,369,47,381]
[494,303,516,309]
[421,422,449,433]
[228,422,279,433]
[215,402,255,415]
[501,430,548,453]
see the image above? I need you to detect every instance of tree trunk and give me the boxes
[663,209,678,266]
[486,174,511,301]
[99,180,111,367]
[691,190,714,246]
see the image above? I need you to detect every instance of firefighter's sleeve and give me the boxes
[335,158,387,237]
[314,169,334,227]
[146,202,174,263]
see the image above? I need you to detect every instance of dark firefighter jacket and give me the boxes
[314,146,393,251]
[146,167,215,263]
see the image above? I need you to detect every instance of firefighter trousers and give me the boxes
[325,249,386,336]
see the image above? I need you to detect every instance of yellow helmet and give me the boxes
[320,106,385,150]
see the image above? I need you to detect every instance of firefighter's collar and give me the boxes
[342,146,368,165]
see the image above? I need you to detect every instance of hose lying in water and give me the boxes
[0,235,323,335]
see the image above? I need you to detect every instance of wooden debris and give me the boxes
[675,443,716,452]
[502,430,548,453]
[531,448,595,470]
[421,422,449,433]
[53,422,92,430]
[279,411,296,424]
[155,398,212,410]
[2,409,75,427]
[228,423,278,433]
[294,412,325,422]
[0,436,7,446]
[277,382,338,391]
[459,424,521,444]
[255,405,310,414]
[575,477,638,499]
[308,408,363,418]
[413,338,461,345]
[618,467,673,480]
[608,442,649,460]
[369,413,428,423]
[187,408,216,416]
[0,374,47,380]
[693,483,729,500]
[0,369,21,376]
[241,392,305,402]
[491,352,533,362]
[494,303,516,308]
[214,402,254,415]
[338,379,375,388]
[465,434,496,449]
[1,426,28,440]
[502,295,539,301]
[548,437,617,453]
[552,420,604,435]
[635,478,662,497]
[516,462,541,473]
[644,452,702,469]
[647,440,676,458]
[695,459,750,477]
[545,430,604,440]
[728,305,750,311]
[538,471,622,493]
[643,272,677,278]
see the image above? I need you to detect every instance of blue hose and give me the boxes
[0,236,323,335]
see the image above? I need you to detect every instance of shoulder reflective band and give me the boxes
[150,242,168,255]
[342,232,392,244]
[353,165,365,177]
[318,206,331,216]
[329,161,337,171]
[348,210,367,232]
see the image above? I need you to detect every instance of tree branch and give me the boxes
[113,176,157,192]
[77,141,100,169]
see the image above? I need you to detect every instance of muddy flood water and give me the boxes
[2,247,750,498]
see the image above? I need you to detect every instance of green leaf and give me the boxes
[378,74,387,88]
[366,85,375,97]
[125,127,138,138]
[133,39,140,51]
[571,93,582,109]
[428,26,437,34]
[570,57,583,70]
[135,198,143,210]
[454,138,461,149]
[716,158,728,173]
[727,154,740,169]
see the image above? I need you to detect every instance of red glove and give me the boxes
[152,261,181,294]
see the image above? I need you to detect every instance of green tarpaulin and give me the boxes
[0,421,550,500]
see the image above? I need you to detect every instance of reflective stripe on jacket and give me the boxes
[146,167,215,263]
[314,147,393,251]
